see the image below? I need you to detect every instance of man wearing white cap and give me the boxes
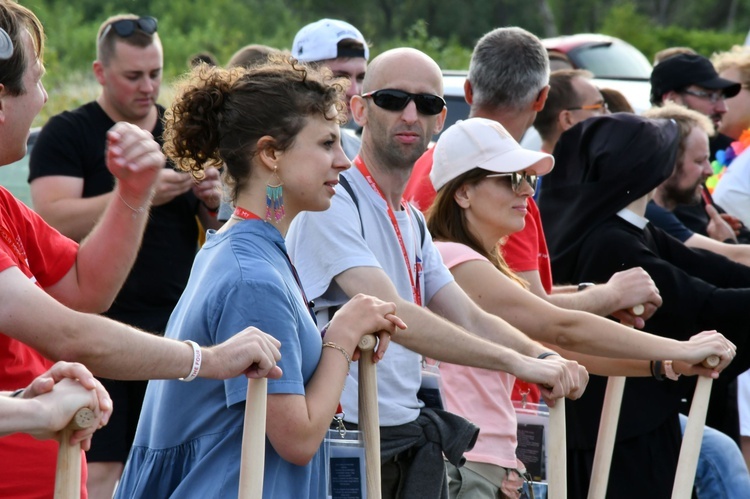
[292,18,368,159]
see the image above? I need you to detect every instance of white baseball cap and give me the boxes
[292,19,369,63]
[430,118,554,192]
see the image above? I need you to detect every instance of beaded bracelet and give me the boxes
[322,342,351,374]
[179,340,202,382]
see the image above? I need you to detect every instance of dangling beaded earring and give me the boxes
[265,166,285,223]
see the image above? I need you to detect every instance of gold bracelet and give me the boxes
[322,342,351,373]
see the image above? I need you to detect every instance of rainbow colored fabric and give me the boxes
[707,129,750,193]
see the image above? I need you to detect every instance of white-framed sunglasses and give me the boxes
[485,172,538,193]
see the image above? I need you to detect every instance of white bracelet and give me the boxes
[179,340,202,382]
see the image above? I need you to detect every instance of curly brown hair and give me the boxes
[163,55,346,202]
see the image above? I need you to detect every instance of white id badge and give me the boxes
[514,401,550,499]
[417,359,445,410]
[323,429,367,499]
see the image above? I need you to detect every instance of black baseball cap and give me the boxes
[650,53,741,105]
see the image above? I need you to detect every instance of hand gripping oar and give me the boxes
[239,378,267,499]
[358,334,382,499]
[54,408,95,499]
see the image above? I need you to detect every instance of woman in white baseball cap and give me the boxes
[424,117,735,499]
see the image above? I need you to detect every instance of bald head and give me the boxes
[352,47,446,175]
[362,48,443,95]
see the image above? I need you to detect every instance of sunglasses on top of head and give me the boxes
[362,89,446,115]
[100,16,158,40]
[485,171,538,193]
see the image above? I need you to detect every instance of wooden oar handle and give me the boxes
[631,304,645,316]
[54,408,95,499]
[358,334,377,352]
[358,333,381,499]
[239,377,267,499]
[548,400,567,499]
[67,408,95,431]
[703,355,720,368]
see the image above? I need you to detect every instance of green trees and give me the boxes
[18,0,750,125]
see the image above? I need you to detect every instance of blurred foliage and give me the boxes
[600,3,745,62]
[17,0,750,125]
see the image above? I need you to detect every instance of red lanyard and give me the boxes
[353,156,422,306]
[232,207,317,323]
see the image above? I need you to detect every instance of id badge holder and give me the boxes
[323,423,367,499]
[417,358,445,410]
[514,400,550,499]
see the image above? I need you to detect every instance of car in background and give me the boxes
[543,33,652,114]
[0,128,39,207]
[440,71,472,135]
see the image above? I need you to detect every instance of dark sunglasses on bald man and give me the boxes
[362,89,446,115]
[100,16,158,40]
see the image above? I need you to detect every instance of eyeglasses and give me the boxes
[362,89,446,115]
[100,16,158,40]
[566,101,609,113]
[485,172,538,193]
[681,88,724,103]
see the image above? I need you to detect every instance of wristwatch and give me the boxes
[577,282,595,292]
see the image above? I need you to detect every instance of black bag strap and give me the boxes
[338,174,425,246]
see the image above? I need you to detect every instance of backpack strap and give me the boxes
[337,175,364,237]
[340,174,426,247]
[407,203,426,247]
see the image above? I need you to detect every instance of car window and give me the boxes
[440,94,471,138]
[0,155,32,207]
[569,41,652,80]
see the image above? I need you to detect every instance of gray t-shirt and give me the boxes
[287,167,454,426]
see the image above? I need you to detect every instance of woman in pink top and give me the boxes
[425,117,736,499]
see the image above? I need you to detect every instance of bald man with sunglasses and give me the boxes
[28,14,225,498]
[287,47,587,498]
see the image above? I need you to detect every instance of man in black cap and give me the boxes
[650,53,741,133]
[648,54,750,255]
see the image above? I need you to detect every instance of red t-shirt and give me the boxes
[0,187,84,498]
[403,146,437,212]
[405,147,546,404]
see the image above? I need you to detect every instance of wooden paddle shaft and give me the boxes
[358,334,381,499]
[588,306,645,499]
[671,375,711,499]
[239,377,268,499]
[587,375,625,499]
[670,355,720,499]
[54,408,95,499]
[547,398,567,499]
